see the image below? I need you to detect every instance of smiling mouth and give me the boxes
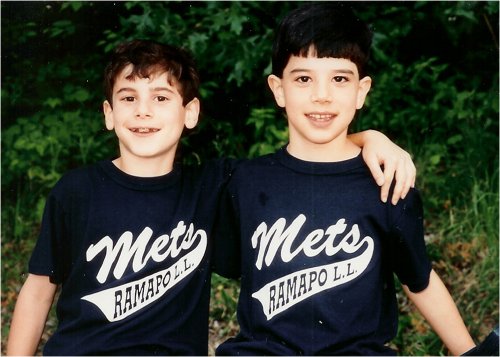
[130,128,160,133]
[306,113,336,121]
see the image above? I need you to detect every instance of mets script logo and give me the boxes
[81,221,207,322]
[251,214,374,320]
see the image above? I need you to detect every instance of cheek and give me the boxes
[111,107,129,120]
[338,91,362,109]
[162,111,188,130]
[283,90,304,108]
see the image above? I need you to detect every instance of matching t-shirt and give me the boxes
[214,147,432,355]
[29,159,232,355]
[29,146,433,355]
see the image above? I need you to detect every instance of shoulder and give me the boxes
[55,162,102,186]
[231,153,276,175]
[390,187,424,227]
[178,157,243,190]
[394,188,423,211]
[36,163,103,221]
[182,156,274,180]
[50,162,102,200]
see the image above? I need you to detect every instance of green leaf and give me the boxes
[447,135,463,146]
[429,154,441,166]
[44,98,62,108]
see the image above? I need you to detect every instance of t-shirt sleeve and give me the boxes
[389,189,432,292]
[211,180,241,279]
[28,184,70,284]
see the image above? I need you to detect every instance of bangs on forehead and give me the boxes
[124,63,182,87]
[296,43,362,61]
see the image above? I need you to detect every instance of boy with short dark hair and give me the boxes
[7,39,227,355]
[214,3,476,355]
[7,39,415,355]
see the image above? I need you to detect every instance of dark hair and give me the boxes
[104,40,200,106]
[271,3,372,78]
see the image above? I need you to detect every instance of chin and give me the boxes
[306,135,342,145]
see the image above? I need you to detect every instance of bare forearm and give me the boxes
[7,302,46,354]
[7,275,56,355]
[347,129,381,147]
[404,270,475,355]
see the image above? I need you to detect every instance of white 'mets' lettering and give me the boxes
[251,214,367,270]
[86,222,203,283]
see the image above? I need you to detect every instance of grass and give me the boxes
[394,170,499,355]
[1,171,498,355]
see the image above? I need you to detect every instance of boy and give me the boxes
[7,39,226,355]
[7,40,415,355]
[214,3,477,356]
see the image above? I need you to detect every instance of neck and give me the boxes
[112,155,175,177]
[287,136,361,162]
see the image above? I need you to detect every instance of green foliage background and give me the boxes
[1,1,498,355]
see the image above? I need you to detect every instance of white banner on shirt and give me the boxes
[81,235,206,322]
[252,240,374,320]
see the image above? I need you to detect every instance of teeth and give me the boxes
[308,114,334,120]
[131,128,159,133]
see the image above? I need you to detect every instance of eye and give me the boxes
[333,76,348,83]
[155,96,168,102]
[296,76,311,83]
[121,96,135,102]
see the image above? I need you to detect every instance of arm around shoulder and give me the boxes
[403,269,476,355]
[348,129,416,205]
[7,274,57,356]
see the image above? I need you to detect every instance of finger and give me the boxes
[381,159,396,203]
[410,160,416,188]
[397,179,412,204]
[363,152,385,187]
[399,159,416,200]
[391,158,407,205]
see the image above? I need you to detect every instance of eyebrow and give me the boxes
[115,87,176,95]
[289,68,355,75]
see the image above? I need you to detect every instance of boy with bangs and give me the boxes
[7,39,416,355]
[7,40,220,355]
[214,3,477,356]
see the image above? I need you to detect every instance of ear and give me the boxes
[103,100,115,130]
[184,97,200,129]
[356,76,372,109]
[267,75,286,108]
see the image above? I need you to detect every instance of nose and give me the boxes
[311,81,332,103]
[135,99,152,119]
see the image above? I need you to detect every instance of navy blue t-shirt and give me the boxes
[29,159,232,355]
[214,147,432,355]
